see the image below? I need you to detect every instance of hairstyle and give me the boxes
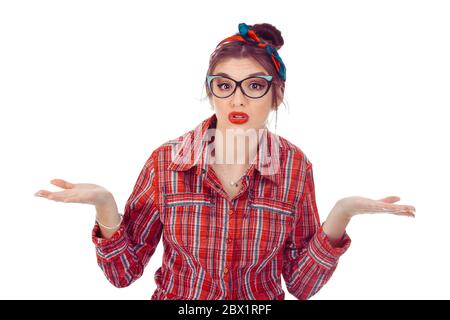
[203,23,288,127]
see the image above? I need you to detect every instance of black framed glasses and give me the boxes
[206,74,273,99]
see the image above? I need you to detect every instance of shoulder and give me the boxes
[275,133,313,170]
[159,131,190,155]
[142,130,194,168]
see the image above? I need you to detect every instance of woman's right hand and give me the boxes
[35,179,121,238]
[34,178,113,207]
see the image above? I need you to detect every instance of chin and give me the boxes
[231,123,263,135]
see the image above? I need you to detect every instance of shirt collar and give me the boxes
[168,113,282,186]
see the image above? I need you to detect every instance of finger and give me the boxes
[359,208,416,216]
[34,190,52,198]
[45,190,73,202]
[374,203,416,212]
[354,205,416,215]
[50,190,90,204]
[50,179,75,190]
[377,196,401,203]
[386,210,416,218]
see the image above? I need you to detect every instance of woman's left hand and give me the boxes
[335,196,416,220]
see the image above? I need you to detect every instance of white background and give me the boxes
[1,0,449,299]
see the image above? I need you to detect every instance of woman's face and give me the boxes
[209,57,280,132]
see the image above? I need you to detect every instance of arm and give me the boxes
[92,152,163,288]
[282,164,351,300]
[322,203,352,247]
[94,195,121,240]
[282,162,416,300]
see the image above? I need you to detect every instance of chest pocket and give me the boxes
[245,196,296,255]
[162,192,214,255]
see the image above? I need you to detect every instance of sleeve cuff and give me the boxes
[307,224,352,269]
[91,221,128,261]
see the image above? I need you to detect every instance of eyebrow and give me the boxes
[215,72,268,78]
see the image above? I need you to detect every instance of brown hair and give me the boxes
[202,23,288,127]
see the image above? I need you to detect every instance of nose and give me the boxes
[231,84,247,107]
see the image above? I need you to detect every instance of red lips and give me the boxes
[228,112,249,124]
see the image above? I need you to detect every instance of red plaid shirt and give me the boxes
[92,114,351,300]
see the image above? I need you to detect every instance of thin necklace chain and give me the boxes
[229,170,249,187]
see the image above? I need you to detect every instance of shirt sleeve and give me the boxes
[91,151,163,288]
[282,163,351,300]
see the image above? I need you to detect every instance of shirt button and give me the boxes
[224,267,229,274]
[227,238,232,244]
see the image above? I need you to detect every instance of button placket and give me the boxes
[227,209,233,244]
[225,200,235,298]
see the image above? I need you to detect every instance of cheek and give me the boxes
[257,95,274,116]
[212,100,227,114]
[250,105,272,125]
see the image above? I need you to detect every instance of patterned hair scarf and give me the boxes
[215,22,286,81]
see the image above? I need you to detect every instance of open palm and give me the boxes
[338,196,416,219]
[34,179,111,206]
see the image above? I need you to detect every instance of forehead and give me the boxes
[213,57,268,79]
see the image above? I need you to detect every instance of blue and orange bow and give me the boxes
[216,23,286,81]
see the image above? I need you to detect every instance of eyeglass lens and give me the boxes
[210,77,270,98]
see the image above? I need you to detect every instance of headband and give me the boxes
[215,23,286,81]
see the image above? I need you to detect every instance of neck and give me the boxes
[213,125,262,166]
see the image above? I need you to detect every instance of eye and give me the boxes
[249,82,266,90]
[217,83,231,90]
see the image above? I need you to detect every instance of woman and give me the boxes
[34,22,416,300]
